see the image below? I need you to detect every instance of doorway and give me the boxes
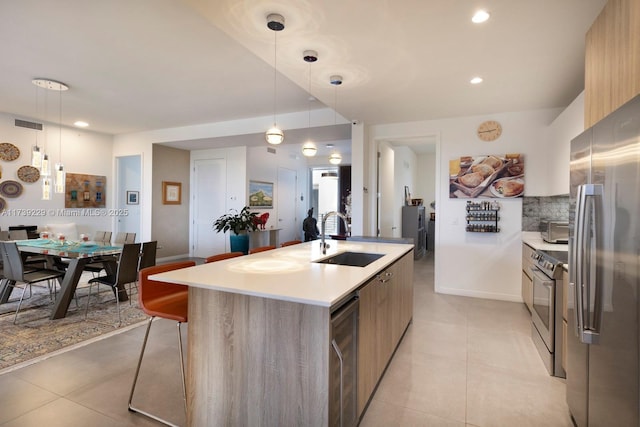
[310,167,340,236]
[115,155,141,241]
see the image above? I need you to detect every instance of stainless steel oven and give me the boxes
[530,249,567,378]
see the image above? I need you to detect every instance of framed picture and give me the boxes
[65,173,107,208]
[449,153,524,198]
[162,181,182,205]
[126,190,139,205]
[249,180,274,208]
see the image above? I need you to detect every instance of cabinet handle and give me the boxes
[331,338,344,427]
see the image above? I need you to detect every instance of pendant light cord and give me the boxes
[58,87,62,163]
[273,30,277,127]
[34,85,39,148]
[308,62,312,137]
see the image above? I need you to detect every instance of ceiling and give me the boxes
[0,0,607,149]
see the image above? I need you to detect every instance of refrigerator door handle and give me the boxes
[577,183,603,345]
[573,184,586,338]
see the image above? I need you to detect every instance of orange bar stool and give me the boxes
[280,240,302,247]
[248,245,276,254]
[128,260,195,426]
[204,251,244,263]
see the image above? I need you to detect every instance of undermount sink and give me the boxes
[315,251,384,267]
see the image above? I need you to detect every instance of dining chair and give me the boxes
[248,245,276,254]
[138,241,158,271]
[84,242,141,327]
[204,251,244,263]
[8,229,48,269]
[281,240,302,247]
[114,232,137,244]
[128,260,195,426]
[8,230,28,240]
[0,241,65,324]
[93,230,113,243]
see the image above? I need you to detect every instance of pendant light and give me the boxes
[265,13,285,145]
[54,83,67,194]
[33,79,70,195]
[302,50,318,157]
[33,79,67,199]
[329,153,342,165]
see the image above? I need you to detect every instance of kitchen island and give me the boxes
[152,240,414,427]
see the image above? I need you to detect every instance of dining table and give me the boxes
[0,238,124,319]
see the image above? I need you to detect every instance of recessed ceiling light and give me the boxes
[470,77,483,84]
[73,121,89,128]
[472,10,490,23]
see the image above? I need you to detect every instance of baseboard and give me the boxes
[435,285,524,303]
[156,253,192,263]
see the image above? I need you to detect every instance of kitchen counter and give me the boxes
[152,240,413,308]
[153,240,414,426]
[522,231,568,252]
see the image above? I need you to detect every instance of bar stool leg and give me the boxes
[128,317,186,427]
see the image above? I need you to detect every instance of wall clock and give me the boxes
[17,165,40,183]
[477,120,502,142]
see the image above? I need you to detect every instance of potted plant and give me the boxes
[213,206,258,254]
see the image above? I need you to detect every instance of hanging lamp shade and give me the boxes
[329,153,342,165]
[302,142,317,157]
[266,126,284,145]
[41,153,50,176]
[42,177,51,200]
[31,146,42,168]
[54,163,65,194]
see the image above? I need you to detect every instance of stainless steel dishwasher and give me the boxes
[329,295,359,427]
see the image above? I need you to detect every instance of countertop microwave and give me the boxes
[540,220,569,244]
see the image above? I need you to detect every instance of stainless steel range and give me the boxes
[530,249,567,378]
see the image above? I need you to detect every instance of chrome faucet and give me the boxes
[321,211,350,254]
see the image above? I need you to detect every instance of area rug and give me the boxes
[0,273,147,371]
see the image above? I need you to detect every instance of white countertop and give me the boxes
[522,231,568,252]
[151,240,414,308]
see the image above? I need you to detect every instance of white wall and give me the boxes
[416,152,436,212]
[370,107,562,302]
[0,112,113,236]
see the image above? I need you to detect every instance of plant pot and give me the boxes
[230,234,249,255]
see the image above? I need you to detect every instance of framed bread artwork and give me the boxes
[449,154,524,198]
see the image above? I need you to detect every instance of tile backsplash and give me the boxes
[522,195,569,231]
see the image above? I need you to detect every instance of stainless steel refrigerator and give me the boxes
[567,94,640,426]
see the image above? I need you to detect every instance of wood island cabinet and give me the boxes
[186,247,414,427]
[357,251,414,417]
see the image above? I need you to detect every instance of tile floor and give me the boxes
[0,253,572,426]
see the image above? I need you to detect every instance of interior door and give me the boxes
[193,158,226,257]
[116,155,141,241]
[378,142,396,237]
[277,167,297,243]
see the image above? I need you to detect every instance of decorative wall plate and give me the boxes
[0,180,23,198]
[0,143,20,161]
[17,165,40,183]
[0,197,5,212]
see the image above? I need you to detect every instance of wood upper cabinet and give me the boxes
[585,0,640,128]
